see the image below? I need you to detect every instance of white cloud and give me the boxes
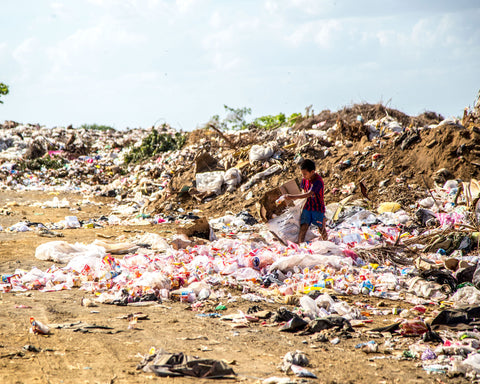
[46,18,146,77]
[287,19,342,48]
[176,0,195,13]
[11,38,39,81]
[264,0,278,13]
[288,0,335,15]
[202,12,260,70]
[12,38,37,65]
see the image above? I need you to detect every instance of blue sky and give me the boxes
[0,0,479,130]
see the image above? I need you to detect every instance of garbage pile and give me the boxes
[2,98,480,379]
[1,100,480,217]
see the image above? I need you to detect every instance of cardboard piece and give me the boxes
[258,179,301,222]
[195,152,219,174]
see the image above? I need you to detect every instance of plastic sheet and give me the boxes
[35,241,106,263]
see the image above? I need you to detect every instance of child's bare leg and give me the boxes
[320,218,327,240]
[298,223,309,244]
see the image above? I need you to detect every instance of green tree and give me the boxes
[0,83,9,104]
[209,105,252,131]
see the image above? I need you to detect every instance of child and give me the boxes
[284,159,326,243]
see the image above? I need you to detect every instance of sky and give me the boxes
[0,0,479,131]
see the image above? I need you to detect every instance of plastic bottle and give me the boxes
[275,195,286,206]
[30,317,50,335]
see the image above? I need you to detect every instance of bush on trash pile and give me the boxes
[124,127,187,164]
[18,155,66,171]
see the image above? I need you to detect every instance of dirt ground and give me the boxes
[0,191,469,384]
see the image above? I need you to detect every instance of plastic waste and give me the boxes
[275,195,286,206]
[289,364,317,378]
[419,197,435,209]
[30,317,50,335]
[400,319,428,336]
[282,350,309,368]
[240,164,282,191]
[35,241,106,263]
[249,144,274,163]
[196,171,225,195]
[299,296,318,318]
[451,286,480,307]
[267,200,316,244]
[224,168,241,192]
[377,202,401,214]
[64,216,81,228]
[407,276,448,301]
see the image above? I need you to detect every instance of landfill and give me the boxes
[2,98,480,382]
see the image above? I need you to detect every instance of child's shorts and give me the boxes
[300,209,325,228]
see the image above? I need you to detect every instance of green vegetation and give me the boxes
[18,155,66,171]
[210,105,252,131]
[210,105,303,131]
[124,127,187,164]
[252,112,303,130]
[80,124,115,131]
[0,83,9,104]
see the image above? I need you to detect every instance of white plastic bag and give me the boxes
[451,286,480,307]
[196,171,225,195]
[300,295,318,319]
[134,271,171,290]
[64,216,81,228]
[269,253,350,273]
[267,200,315,243]
[249,145,274,163]
[35,241,106,263]
[137,233,170,251]
[224,168,242,191]
[66,254,104,272]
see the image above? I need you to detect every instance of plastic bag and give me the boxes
[462,353,480,373]
[196,171,225,195]
[377,202,401,214]
[224,168,242,192]
[134,271,171,290]
[66,254,104,273]
[137,233,170,251]
[407,276,447,301]
[299,296,318,318]
[451,286,480,307]
[267,200,315,243]
[270,253,349,273]
[35,241,106,263]
[249,145,273,163]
